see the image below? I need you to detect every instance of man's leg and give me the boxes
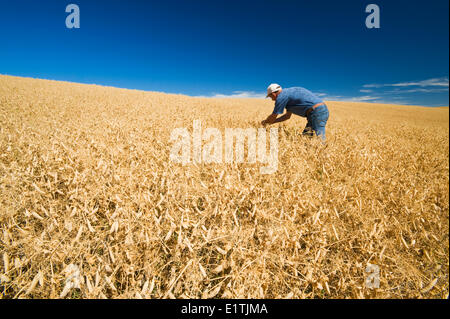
[302,117,314,137]
[310,105,329,141]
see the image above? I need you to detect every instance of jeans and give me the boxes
[302,104,329,140]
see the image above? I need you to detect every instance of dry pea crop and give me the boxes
[0,74,448,299]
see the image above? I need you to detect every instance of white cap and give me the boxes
[266,83,282,97]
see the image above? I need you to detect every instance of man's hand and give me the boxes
[261,113,278,127]
[261,112,292,126]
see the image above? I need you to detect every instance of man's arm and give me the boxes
[261,111,292,126]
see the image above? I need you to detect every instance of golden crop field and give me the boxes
[0,74,448,299]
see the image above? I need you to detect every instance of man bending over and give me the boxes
[261,84,330,140]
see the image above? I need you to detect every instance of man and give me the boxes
[261,84,330,140]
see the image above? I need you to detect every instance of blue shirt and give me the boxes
[272,87,323,117]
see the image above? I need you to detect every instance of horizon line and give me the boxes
[1,73,449,108]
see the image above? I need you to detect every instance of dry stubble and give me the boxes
[0,75,448,299]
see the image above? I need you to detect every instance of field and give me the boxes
[0,74,448,299]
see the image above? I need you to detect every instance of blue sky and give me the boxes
[0,0,448,106]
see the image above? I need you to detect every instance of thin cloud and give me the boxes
[363,77,449,88]
[386,87,449,94]
[198,91,267,99]
[317,93,381,103]
[197,82,448,106]
[348,96,381,102]
[356,77,449,105]
[199,90,383,103]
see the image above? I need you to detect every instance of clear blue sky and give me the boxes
[0,0,448,106]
